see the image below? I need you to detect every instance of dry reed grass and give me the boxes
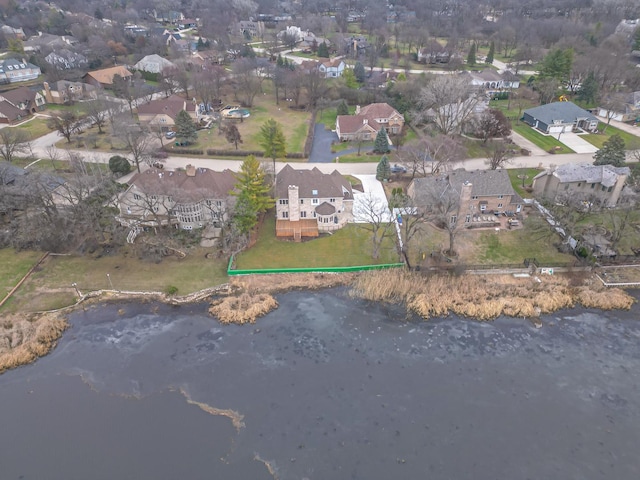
[350,270,635,321]
[0,313,69,374]
[209,293,278,324]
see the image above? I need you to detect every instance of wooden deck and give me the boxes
[276,219,319,241]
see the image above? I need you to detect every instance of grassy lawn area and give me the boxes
[338,152,384,163]
[507,167,542,199]
[235,215,400,269]
[0,249,44,301]
[489,98,537,120]
[2,248,229,314]
[576,210,640,256]
[317,105,356,127]
[513,124,575,154]
[582,122,640,150]
[460,217,575,265]
[463,138,489,159]
[14,117,53,140]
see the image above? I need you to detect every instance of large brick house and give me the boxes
[408,169,524,224]
[117,165,236,230]
[275,165,354,240]
[532,163,630,208]
[336,102,404,141]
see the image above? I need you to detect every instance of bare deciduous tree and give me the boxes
[400,134,464,178]
[485,140,514,170]
[0,128,32,163]
[354,191,395,259]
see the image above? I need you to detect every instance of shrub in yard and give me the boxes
[164,285,179,296]
[109,155,131,176]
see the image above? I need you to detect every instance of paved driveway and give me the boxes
[558,132,598,154]
[308,123,338,163]
[352,174,392,223]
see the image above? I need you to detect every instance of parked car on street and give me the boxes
[390,164,407,174]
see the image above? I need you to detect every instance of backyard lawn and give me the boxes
[0,249,44,302]
[513,124,575,154]
[14,117,53,140]
[235,215,400,269]
[582,122,640,150]
[2,247,228,313]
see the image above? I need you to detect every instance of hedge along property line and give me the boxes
[227,255,405,276]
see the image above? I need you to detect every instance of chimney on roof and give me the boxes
[355,105,361,115]
[186,164,196,176]
[363,118,368,125]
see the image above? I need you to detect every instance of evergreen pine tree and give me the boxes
[376,155,391,181]
[486,41,495,64]
[317,41,330,58]
[593,134,626,167]
[354,62,366,83]
[336,100,349,116]
[577,72,599,105]
[373,128,390,154]
[232,155,274,232]
[259,118,287,177]
[276,54,284,67]
[467,43,476,66]
[174,110,198,145]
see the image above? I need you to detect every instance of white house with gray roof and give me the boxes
[133,54,177,74]
[532,163,630,207]
[522,101,598,134]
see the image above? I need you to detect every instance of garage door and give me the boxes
[548,125,564,134]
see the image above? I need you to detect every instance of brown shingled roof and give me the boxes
[275,165,352,199]
[129,167,236,202]
[136,94,195,118]
[358,102,400,119]
[84,65,133,85]
[336,114,380,135]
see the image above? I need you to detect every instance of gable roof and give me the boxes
[535,163,630,188]
[1,86,37,106]
[128,167,236,202]
[84,65,133,85]
[358,102,401,119]
[524,101,597,125]
[0,100,28,121]
[275,165,353,199]
[336,114,379,135]
[410,169,522,205]
[133,54,176,72]
[320,58,344,69]
[135,94,195,118]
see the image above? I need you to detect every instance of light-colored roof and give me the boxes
[128,167,236,202]
[84,65,133,85]
[536,163,631,188]
[524,101,597,125]
[133,54,176,72]
[275,165,352,199]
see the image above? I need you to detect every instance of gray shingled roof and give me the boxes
[276,165,352,199]
[129,167,236,202]
[410,169,522,205]
[536,163,631,188]
[523,101,597,125]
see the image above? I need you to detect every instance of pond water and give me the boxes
[1,288,639,480]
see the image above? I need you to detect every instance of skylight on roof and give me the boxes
[312,189,318,195]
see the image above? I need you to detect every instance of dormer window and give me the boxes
[312,189,318,196]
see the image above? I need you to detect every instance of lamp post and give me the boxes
[106,273,114,290]
[71,283,81,298]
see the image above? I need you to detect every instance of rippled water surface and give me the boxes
[1,288,639,480]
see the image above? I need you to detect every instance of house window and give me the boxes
[301,211,306,218]
[577,183,581,187]
[564,184,569,190]
[608,186,612,192]
[312,189,318,196]
[498,195,503,199]
[480,204,486,211]
[601,185,606,191]
[282,211,288,218]
[134,194,141,200]
[498,203,503,208]
[300,199,304,204]
[472,196,478,200]
[591,183,595,189]
[330,198,335,203]
[279,199,288,205]
[465,214,471,223]
[334,216,338,224]
[312,198,319,204]
[450,215,457,225]
[313,212,316,218]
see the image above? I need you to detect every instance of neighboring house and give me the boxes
[343,35,370,56]
[0,86,46,123]
[83,66,133,88]
[0,58,41,85]
[23,32,77,53]
[0,86,46,113]
[408,168,524,224]
[532,163,630,208]
[417,40,451,64]
[523,101,598,134]
[136,94,198,129]
[177,18,198,29]
[318,58,345,78]
[336,102,404,141]
[1,25,26,40]
[133,54,177,74]
[45,49,89,70]
[275,165,354,240]
[117,165,236,230]
[153,10,184,24]
[614,18,639,38]
[597,91,640,122]
[238,20,263,38]
[467,69,520,90]
[42,80,98,105]
[124,24,149,37]
[0,161,27,186]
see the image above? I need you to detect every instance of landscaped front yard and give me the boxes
[235,215,400,269]
[582,122,640,150]
[512,124,575,154]
[507,167,542,199]
[14,117,53,140]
